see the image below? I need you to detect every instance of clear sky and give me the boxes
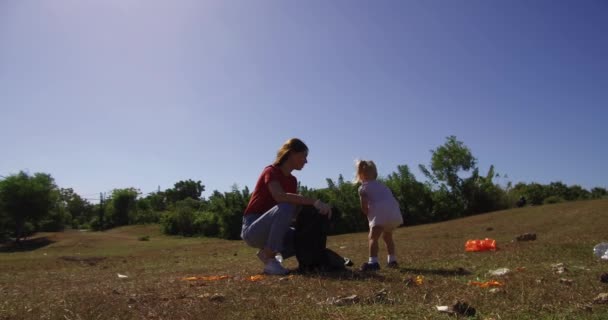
[1,0,607,202]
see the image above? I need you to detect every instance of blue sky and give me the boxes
[1,0,607,201]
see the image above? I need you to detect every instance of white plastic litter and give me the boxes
[488,268,510,276]
[593,243,608,260]
[117,273,128,278]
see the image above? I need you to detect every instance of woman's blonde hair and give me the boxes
[354,159,378,183]
[273,138,309,166]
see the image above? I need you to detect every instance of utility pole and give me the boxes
[99,192,105,227]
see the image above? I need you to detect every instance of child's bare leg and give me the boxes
[369,226,383,261]
[382,230,395,256]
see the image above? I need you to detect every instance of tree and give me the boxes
[384,165,434,225]
[0,171,58,243]
[165,180,205,204]
[591,187,607,199]
[58,188,93,228]
[419,136,478,219]
[107,188,139,227]
[427,135,477,193]
[145,191,167,211]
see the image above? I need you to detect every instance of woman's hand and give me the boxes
[314,199,332,219]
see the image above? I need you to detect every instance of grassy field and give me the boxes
[2,200,608,319]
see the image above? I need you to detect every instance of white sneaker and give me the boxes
[263,259,289,275]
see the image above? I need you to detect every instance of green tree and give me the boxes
[419,136,477,218]
[384,165,434,225]
[107,188,139,227]
[591,187,607,199]
[0,171,58,243]
[165,180,205,204]
[58,188,93,228]
[145,191,167,211]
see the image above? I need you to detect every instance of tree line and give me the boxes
[1,136,606,243]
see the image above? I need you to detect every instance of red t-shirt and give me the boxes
[244,165,297,215]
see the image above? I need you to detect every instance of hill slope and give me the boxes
[2,200,607,319]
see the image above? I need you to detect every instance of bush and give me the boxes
[543,196,564,205]
[193,212,220,237]
[161,205,196,236]
[129,210,161,224]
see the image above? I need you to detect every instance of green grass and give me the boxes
[2,200,608,319]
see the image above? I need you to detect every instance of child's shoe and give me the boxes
[387,261,399,269]
[359,262,380,271]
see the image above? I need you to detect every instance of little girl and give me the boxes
[355,160,403,271]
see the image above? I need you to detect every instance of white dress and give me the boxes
[359,180,403,229]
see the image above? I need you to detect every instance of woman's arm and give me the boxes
[268,180,316,206]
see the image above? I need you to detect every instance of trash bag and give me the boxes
[294,205,350,272]
[465,238,497,252]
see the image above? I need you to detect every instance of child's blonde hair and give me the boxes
[354,159,378,184]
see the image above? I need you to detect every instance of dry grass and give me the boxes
[2,200,608,319]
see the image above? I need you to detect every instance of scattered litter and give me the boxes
[552,263,567,274]
[209,293,225,302]
[489,288,503,294]
[181,275,232,281]
[279,275,293,282]
[403,275,424,286]
[601,273,608,283]
[436,305,451,313]
[465,238,496,252]
[180,274,268,282]
[593,243,608,260]
[559,278,573,285]
[368,288,395,304]
[436,301,476,317]
[469,280,503,288]
[535,279,544,284]
[516,233,537,241]
[593,293,608,304]
[339,246,347,249]
[320,295,360,306]
[488,268,510,276]
[117,273,128,279]
[248,275,265,282]
[516,267,526,272]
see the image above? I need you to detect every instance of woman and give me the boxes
[241,138,332,275]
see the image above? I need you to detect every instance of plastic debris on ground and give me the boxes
[468,280,504,288]
[516,233,537,241]
[552,263,567,274]
[593,293,608,304]
[488,268,510,276]
[436,301,476,317]
[465,238,497,252]
[181,275,232,281]
[403,275,424,286]
[593,243,608,260]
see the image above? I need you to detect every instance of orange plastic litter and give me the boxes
[468,280,504,288]
[248,275,266,282]
[181,275,232,281]
[465,238,497,252]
